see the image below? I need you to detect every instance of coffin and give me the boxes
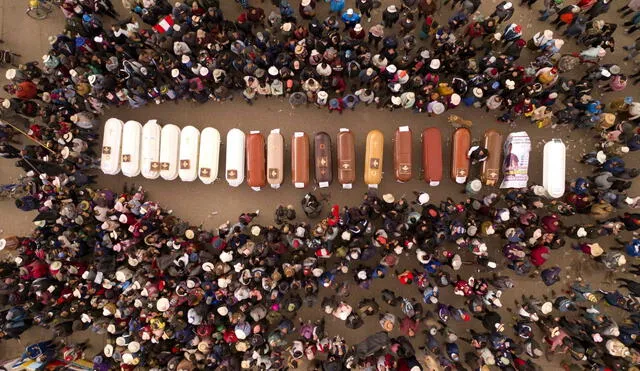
[291,132,310,188]
[422,127,442,186]
[543,138,566,198]
[198,127,221,184]
[481,129,503,186]
[267,129,284,189]
[141,120,161,179]
[101,118,123,175]
[451,127,471,184]
[225,128,245,187]
[246,131,266,191]
[314,132,333,188]
[394,126,412,183]
[159,124,180,181]
[500,131,531,189]
[121,120,142,178]
[364,129,384,187]
[337,128,356,189]
[178,125,200,182]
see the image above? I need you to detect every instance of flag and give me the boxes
[153,15,174,33]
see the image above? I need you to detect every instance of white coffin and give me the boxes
[267,129,284,189]
[159,124,180,181]
[178,126,200,182]
[141,120,161,179]
[225,128,246,187]
[198,127,221,184]
[543,139,566,198]
[121,120,142,178]
[100,118,123,175]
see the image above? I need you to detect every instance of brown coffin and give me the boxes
[246,131,266,189]
[481,129,503,186]
[394,126,413,182]
[314,132,333,187]
[291,132,310,188]
[337,129,355,188]
[451,127,471,184]
[422,128,442,186]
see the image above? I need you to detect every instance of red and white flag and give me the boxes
[153,15,174,33]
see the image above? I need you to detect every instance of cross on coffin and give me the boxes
[227,169,237,179]
[122,154,131,163]
[160,162,170,170]
[151,162,160,170]
[102,146,111,155]
[370,158,380,169]
[200,168,210,177]
[320,157,327,166]
[269,169,279,178]
[180,160,190,169]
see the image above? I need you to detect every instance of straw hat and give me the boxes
[382,193,395,203]
[473,87,484,98]
[387,5,397,12]
[429,59,441,70]
[391,96,402,105]
[268,66,278,76]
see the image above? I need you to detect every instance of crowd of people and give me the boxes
[0,0,639,370]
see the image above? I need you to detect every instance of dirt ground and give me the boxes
[0,0,639,367]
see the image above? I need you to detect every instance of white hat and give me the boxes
[268,66,278,76]
[387,5,397,12]
[301,0,311,5]
[181,55,190,64]
[504,1,513,9]
[450,93,461,105]
[346,8,354,15]
[156,298,170,312]
[217,306,229,316]
[387,64,397,73]
[418,193,430,205]
[94,35,103,43]
[541,301,553,314]
[431,102,445,115]
[543,29,553,39]
[354,24,363,32]
[1,100,10,109]
[171,68,180,78]
[610,65,621,75]
[69,69,78,77]
[48,35,57,44]
[88,75,97,85]
[50,261,62,271]
[391,96,402,105]
[104,344,114,357]
[122,353,134,365]
[473,87,483,98]
[199,67,209,76]
[429,59,440,70]
[382,193,395,203]
[601,69,611,78]
[420,50,430,59]
[505,79,515,90]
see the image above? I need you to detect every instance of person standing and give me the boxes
[341,8,361,31]
[356,0,373,22]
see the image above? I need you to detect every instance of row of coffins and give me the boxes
[101,119,565,197]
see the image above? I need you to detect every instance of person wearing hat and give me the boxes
[299,0,316,19]
[491,1,515,23]
[341,8,361,31]
[383,5,400,28]
[349,23,365,40]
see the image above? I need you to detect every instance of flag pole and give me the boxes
[1,120,56,155]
